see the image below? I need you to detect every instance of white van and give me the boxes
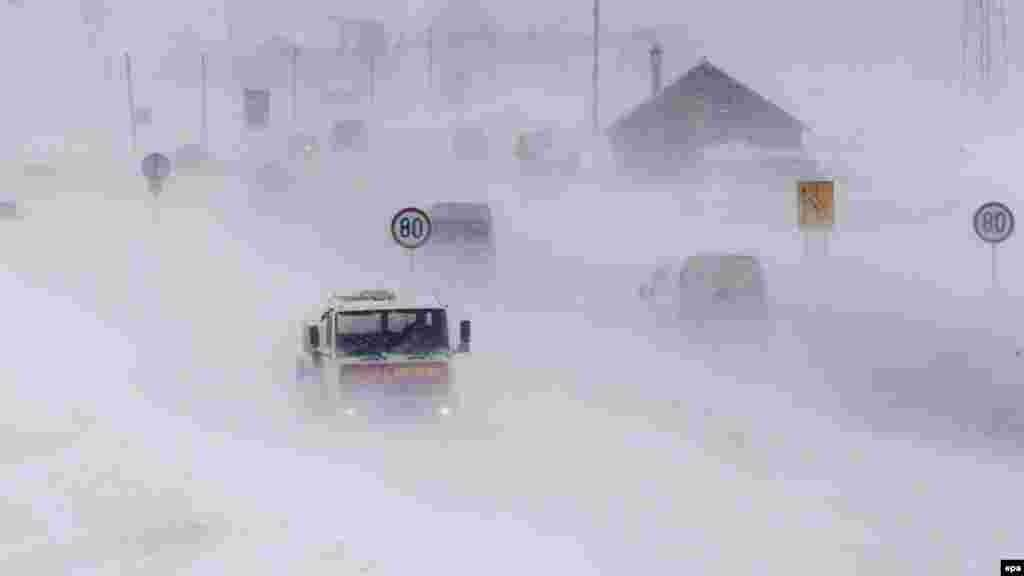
[640,253,767,323]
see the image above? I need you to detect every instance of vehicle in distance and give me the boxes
[297,289,471,422]
[0,200,20,220]
[639,253,767,324]
[451,125,489,162]
[515,128,581,177]
[329,119,369,153]
[419,202,497,290]
[287,132,321,175]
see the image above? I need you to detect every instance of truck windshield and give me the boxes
[335,308,450,356]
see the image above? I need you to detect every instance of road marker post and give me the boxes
[141,152,171,224]
[973,201,1014,294]
[797,179,836,260]
[390,207,432,275]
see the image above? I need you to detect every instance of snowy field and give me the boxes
[2,124,1024,575]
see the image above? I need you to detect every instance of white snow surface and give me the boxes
[2,11,1024,572]
[3,139,1024,575]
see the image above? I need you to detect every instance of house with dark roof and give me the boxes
[607,58,816,179]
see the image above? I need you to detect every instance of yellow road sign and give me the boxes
[798,179,835,229]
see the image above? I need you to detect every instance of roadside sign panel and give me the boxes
[390,207,432,250]
[243,89,270,129]
[798,179,835,229]
[973,201,1015,293]
[973,201,1014,244]
[141,152,171,199]
[141,152,171,181]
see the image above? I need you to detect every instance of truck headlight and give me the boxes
[343,407,356,417]
[439,405,451,416]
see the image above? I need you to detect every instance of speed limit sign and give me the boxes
[390,207,432,250]
[973,202,1015,244]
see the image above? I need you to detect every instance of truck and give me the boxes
[296,289,471,422]
[514,128,581,178]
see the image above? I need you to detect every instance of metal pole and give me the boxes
[369,54,376,104]
[125,53,136,153]
[200,52,208,154]
[591,0,600,135]
[427,26,433,89]
[991,242,998,293]
[290,45,298,123]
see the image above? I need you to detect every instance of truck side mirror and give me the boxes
[457,320,471,353]
[304,324,321,355]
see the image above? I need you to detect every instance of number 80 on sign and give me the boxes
[973,202,1015,244]
[390,207,432,250]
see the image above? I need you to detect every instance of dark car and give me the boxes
[420,202,497,291]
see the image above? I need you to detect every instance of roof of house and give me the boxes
[608,58,807,150]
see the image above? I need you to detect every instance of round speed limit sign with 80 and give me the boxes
[390,207,432,250]
[973,202,1015,244]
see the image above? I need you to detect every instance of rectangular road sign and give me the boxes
[798,179,835,229]
[243,89,270,129]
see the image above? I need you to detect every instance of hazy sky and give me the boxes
[1,0,1016,148]
[7,0,978,72]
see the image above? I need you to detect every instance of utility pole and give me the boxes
[290,44,298,123]
[962,0,1009,102]
[591,0,600,135]
[427,26,434,89]
[369,54,376,104]
[200,52,208,154]
[124,53,136,153]
[328,16,346,54]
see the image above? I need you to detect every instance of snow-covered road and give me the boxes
[2,156,1023,575]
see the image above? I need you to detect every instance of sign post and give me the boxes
[390,207,432,274]
[141,152,171,223]
[973,201,1015,293]
[797,179,836,259]
[124,53,137,152]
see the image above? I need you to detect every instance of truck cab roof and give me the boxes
[305,289,446,324]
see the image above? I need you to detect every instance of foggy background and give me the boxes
[2,0,1023,574]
